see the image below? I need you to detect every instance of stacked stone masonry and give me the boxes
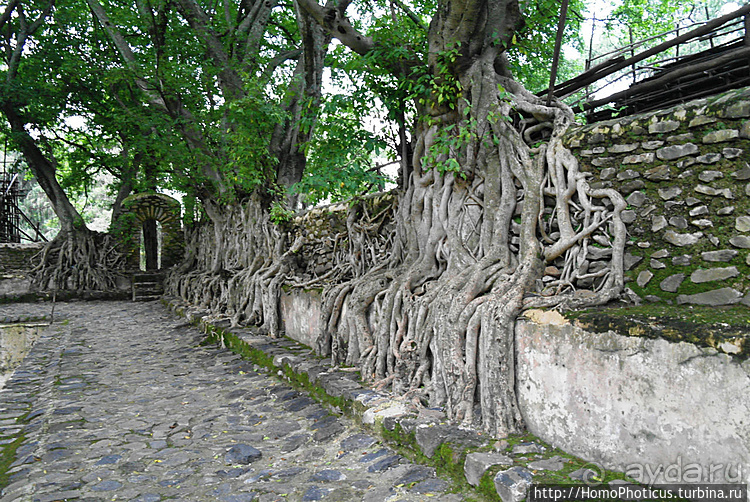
[0,243,43,272]
[290,192,397,280]
[564,87,750,306]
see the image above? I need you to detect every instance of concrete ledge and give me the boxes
[163,296,649,501]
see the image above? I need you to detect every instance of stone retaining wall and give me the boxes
[0,243,42,299]
[289,192,397,279]
[269,289,750,486]
[565,86,750,306]
[516,311,749,485]
[0,243,42,272]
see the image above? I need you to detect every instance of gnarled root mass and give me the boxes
[314,51,627,436]
[167,53,627,437]
[165,193,303,337]
[30,229,125,291]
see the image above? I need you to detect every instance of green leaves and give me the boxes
[293,94,390,205]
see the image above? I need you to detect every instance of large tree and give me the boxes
[0,0,133,289]
[284,0,628,435]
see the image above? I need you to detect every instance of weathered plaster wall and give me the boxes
[277,289,750,483]
[516,312,749,485]
[279,289,322,349]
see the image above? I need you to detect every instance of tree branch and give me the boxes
[174,0,247,100]
[295,0,374,56]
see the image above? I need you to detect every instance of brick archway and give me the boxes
[113,193,184,270]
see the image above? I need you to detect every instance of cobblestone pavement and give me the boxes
[0,301,466,502]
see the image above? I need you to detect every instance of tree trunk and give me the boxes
[301,0,627,436]
[168,0,629,437]
[2,103,125,290]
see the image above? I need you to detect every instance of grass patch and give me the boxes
[568,303,750,358]
[0,433,25,490]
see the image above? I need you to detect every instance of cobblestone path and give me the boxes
[0,301,465,502]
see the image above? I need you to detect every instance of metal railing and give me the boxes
[540,3,750,122]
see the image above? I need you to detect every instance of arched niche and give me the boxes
[113,193,184,271]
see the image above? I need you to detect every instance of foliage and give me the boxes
[294,94,390,205]
[509,0,586,92]
[221,83,287,199]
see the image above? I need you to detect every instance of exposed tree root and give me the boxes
[30,229,125,291]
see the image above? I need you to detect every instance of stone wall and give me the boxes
[565,86,750,306]
[276,289,749,484]
[516,311,749,485]
[289,191,397,280]
[0,243,42,298]
[0,243,42,272]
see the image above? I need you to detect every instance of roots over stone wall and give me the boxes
[166,51,628,437]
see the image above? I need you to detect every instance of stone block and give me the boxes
[659,274,684,293]
[656,143,698,160]
[672,255,692,266]
[591,157,615,167]
[642,140,665,150]
[677,288,743,306]
[695,185,733,199]
[644,165,671,181]
[736,216,750,232]
[729,236,750,249]
[732,165,750,180]
[588,133,606,144]
[626,191,647,207]
[494,466,533,502]
[636,270,653,288]
[697,153,722,164]
[621,180,646,194]
[651,216,667,232]
[698,171,723,182]
[624,253,643,271]
[690,266,739,284]
[691,219,713,229]
[608,143,639,153]
[720,101,750,118]
[668,216,688,229]
[722,148,742,159]
[618,210,635,224]
[622,153,655,164]
[688,116,717,128]
[717,206,735,216]
[464,452,513,486]
[664,230,703,247]
[648,121,680,134]
[702,129,739,144]
[701,250,738,262]
[667,133,695,143]
[689,205,709,217]
[658,187,682,200]
[414,424,485,458]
